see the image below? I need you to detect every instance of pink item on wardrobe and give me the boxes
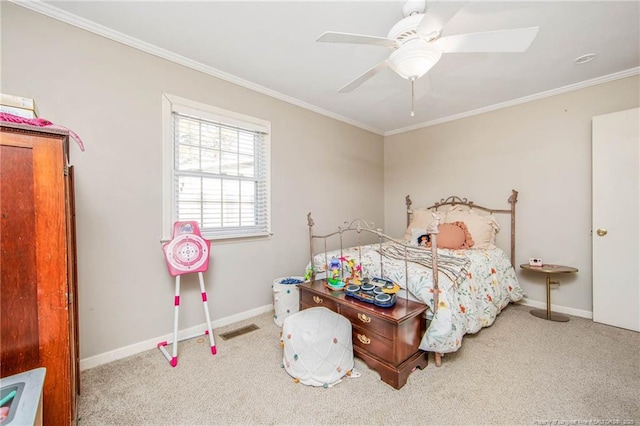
[0,112,85,151]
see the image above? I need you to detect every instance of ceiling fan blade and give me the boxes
[338,61,389,93]
[317,31,398,48]
[437,27,540,53]
[417,1,467,36]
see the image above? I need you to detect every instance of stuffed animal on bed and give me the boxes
[417,234,431,247]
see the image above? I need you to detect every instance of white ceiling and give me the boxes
[24,1,640,135]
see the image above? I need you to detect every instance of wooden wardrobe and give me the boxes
[0,122,79,425]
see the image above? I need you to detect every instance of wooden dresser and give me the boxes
[299,280,428,389]
[0,122,79,425]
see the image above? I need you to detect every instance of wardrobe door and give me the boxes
[0,141,41,375]
[0,127,77,425]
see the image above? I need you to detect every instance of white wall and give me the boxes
[4,2,639,366]
[1,4,384,363]
[384,75,640,317]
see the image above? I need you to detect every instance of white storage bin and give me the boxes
[272,276,304,327]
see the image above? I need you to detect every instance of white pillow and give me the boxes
[403,208,443,242]
[445,206,500,249]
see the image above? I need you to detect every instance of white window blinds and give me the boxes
[165,99,270,240]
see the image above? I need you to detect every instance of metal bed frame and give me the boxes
[306,189,518,366]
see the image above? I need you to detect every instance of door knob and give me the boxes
[596,228,608,236]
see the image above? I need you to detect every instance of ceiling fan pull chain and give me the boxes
[410,77,416,117]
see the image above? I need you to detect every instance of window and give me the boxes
[162,94,270,241]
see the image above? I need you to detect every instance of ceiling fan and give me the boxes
[317,0,539,112]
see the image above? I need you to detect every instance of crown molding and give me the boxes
[10,1,638,139]
[11,0,385,136]
[385,67,640,136]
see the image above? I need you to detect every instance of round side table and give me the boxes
[520,263,578,322]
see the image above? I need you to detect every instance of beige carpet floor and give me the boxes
[77,303,639,425]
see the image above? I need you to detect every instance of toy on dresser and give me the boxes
[345,277,400,307]
[326,257,345,289]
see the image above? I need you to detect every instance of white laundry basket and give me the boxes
[281,307,354,387]
[272,276,304,327]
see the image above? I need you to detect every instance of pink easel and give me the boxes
[158,221,216,367]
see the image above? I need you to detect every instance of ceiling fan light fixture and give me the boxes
[388,39,442,80]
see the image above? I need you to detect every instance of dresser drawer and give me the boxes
[300,289,340,312]
[352,325,394,362]
[340,304,395,340]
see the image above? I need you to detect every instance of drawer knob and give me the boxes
[312,295,323,304]
[357,333,371,345]
[357,313,371,323]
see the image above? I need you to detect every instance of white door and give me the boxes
[592,107,639,332]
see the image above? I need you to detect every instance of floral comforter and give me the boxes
[308,242,523,353]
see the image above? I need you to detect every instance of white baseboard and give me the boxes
[80,300,592,370]
[79,304,274,371]
[518,298,593,319]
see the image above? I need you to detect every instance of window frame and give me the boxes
[161,93,271,242]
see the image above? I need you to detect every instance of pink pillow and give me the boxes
[427,222,474,250]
